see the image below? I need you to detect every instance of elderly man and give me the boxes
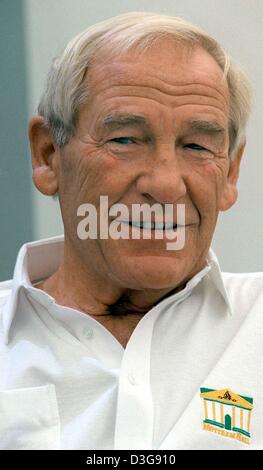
[0,11,262,451]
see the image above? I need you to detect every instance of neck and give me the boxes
[36,237,188,318]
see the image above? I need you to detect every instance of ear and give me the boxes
[218,143,245,211]
[28,115,60,196]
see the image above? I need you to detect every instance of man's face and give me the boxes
[57,40,233,290]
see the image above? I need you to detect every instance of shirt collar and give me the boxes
[1,234,233,345]
[206,249,233,316]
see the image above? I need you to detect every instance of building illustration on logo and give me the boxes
[200,388,254,444]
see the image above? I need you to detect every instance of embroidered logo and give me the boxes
[200,387,254,445]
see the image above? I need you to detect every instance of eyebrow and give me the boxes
[101,114,226,137]
[102,113,149,130]
[186,119,226,135]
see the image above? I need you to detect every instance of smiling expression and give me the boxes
[56,39,238,290]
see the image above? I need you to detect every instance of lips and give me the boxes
[119,220,181,230]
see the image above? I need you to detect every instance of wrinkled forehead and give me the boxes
[86,39,230,105]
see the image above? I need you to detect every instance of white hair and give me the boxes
[38,11,251,159]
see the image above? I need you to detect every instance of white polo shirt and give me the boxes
[0,235,263,450]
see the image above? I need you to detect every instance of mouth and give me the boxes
[119,221,182,231]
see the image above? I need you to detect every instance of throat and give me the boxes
[108,294,150,316]
[92,310,147,349]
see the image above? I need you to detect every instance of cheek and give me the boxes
[187,163,224,217]
[60,145,134,206]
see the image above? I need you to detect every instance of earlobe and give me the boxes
[219,185,238,212]
[28,115,59,196]
[218,143,245,212]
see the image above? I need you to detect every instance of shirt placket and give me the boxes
[113,276,207,450]
[114,313,154,450]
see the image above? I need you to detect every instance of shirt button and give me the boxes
[82,326,93,340]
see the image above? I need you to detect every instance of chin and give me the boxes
[115,255,189,290]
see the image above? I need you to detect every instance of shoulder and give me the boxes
[0,279,12,342]
[222,271,263,310]
[222,270,263,288]
[0,279,12,296]
[0,279,12,308]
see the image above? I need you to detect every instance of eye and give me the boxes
[184,143,208,151]
[109,137,135,145]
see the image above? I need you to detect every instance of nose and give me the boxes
[136,144,187,204]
